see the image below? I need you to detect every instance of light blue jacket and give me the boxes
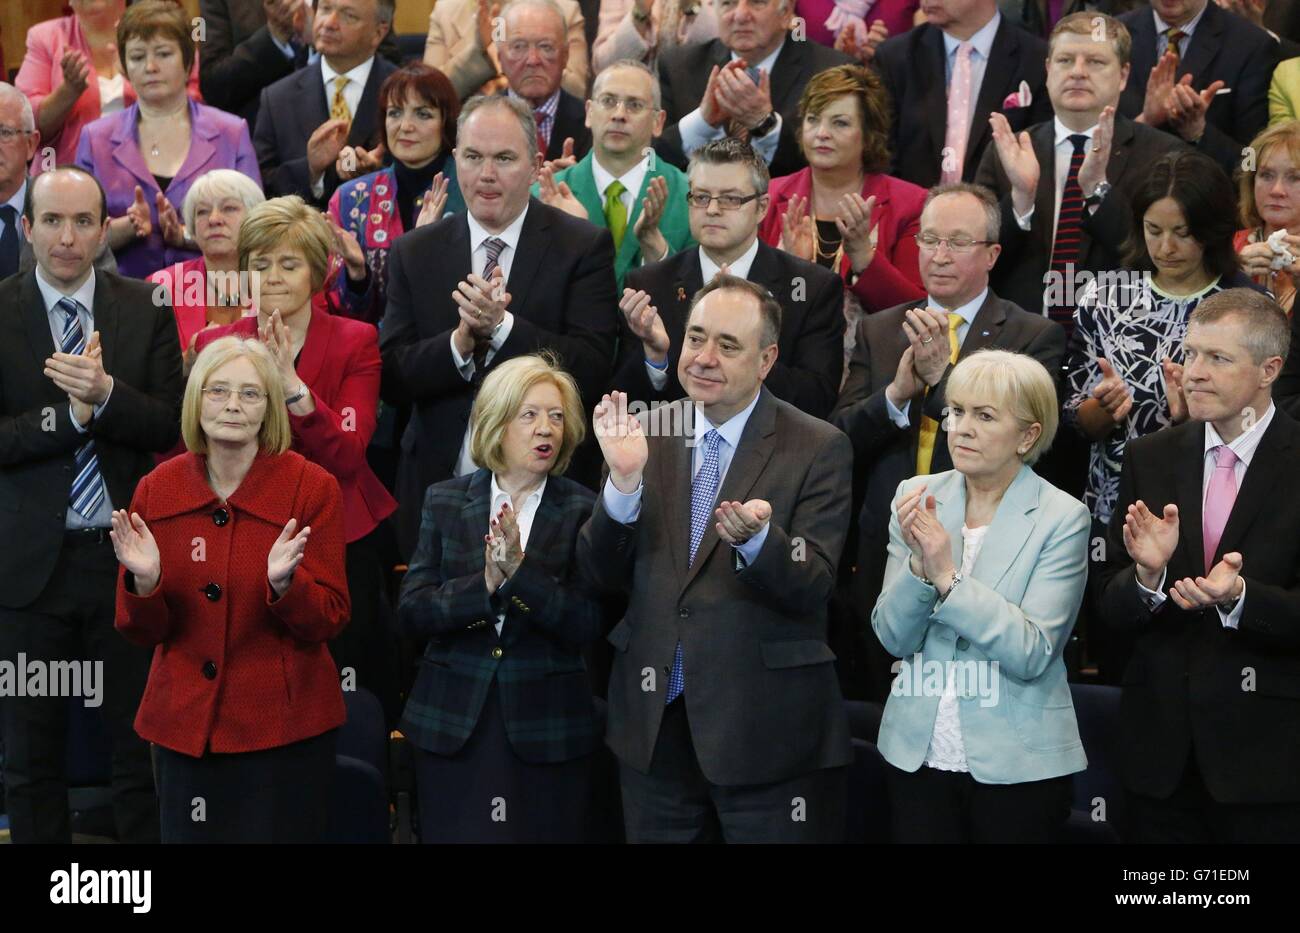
[871,465,1090,784]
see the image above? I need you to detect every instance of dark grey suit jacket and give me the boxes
[974,113,1187,316]
[1117,2,1276,174]
[874,18,1051,190]
[831,290,1065,616]
[655,35,853,178]
[578,387,853,785]
[253,56,399,206]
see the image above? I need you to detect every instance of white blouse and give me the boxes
[488,474,546,635]
[922,524,987,773]
[97,73,126,114]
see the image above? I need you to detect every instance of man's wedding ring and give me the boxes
[922,336,935,344]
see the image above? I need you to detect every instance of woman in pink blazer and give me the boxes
[759,64,925,315]
[15,0,202,174]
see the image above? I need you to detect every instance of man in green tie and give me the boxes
[534,59,694,289]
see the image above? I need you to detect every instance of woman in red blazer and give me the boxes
[113,336,349,842]
[758,65,926,320]
[193,196,401,721]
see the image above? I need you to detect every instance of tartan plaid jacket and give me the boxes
[397,469,604,763]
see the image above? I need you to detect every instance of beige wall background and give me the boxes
[4,0,436,81]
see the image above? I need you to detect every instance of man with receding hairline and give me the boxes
[0,166,183,843]
[581,274,853,843]
[1099,288,1300,842]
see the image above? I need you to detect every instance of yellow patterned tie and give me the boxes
[914,311,964,476]
[604,181,627,250]
[1165,27,1186,67]
[330,75,351,127]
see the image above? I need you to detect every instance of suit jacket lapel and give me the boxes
[1104,115,1136,195]
[348,61,386,147]
[20,272,56,371]
[668,249,704,335]
[301,64,329,148]
[1031,123,1057,258]
[1175,422,1207,575]
[171,103,220,193]
[461,469,494,558]
[768,37,806,112]
[295,305,330,389]
[91,270,121,378]
[957,291,1008,359]
[932,471,967,578]
[506,200,551,312]
[109,106,158,193]
[1214,412,1293,566]
[966,22,1020,175]
[1178,3,1223,85]
[968,465,1036,591]
[682,388,777,592]
[921,27,949,160]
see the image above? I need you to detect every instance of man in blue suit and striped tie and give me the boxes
[0,167,183,843]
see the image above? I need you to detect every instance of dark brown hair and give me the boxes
[796,64,891,175]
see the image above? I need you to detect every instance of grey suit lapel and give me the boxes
[655,399,694,586]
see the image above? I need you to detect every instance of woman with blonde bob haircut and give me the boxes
[194,195,401,723]
[871,349,1090,843]
[398,353,605,843]
[113,336,349,842]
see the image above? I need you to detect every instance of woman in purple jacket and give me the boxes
[75,0,260,279]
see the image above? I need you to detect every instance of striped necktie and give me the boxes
[1047,134,1088,336]
[666,428,721,704]
[59,297,108,520]
[1165,27,1186,67]
[472,237,508,385]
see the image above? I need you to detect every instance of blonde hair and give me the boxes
[469,353,585,475]
[182,337,291,455]
[183,169,267,233]
[238,196,335,292]
[944,349,1058,465]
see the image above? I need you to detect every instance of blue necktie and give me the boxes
[59,298,107,520]
[0,205,19,281]
[666,428,721,704]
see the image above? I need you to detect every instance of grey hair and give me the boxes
[182,169,266,233]
[375,0,396,25]
[1190,288,1292,366]
[502,0,567,35]
[457,94,539,163]
[924,182,1001,243]
[594,58,662,111]
[0,82,35,133]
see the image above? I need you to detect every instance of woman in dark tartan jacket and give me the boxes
[397,354,606,843]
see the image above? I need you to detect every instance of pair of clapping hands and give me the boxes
[590,391,772,544]
[43,329,110,428]
[1123,500,1244,610]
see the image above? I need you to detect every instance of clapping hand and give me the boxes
[989,112,1040,216]
[897,487,954,591]
[60,49,91,94]
[156,192,185,248]
[335,142,384,181]
[537,164,587,219]
[1169,552,1244,610]
[125,186,152,239]
[1122,500,1179,591]
[257,310,302,401]
[780,193,815,262]
[633,175,670,262]
[1092,357,1133,424]
[714,499,771,546]
[593,391,648,493]
[268,517,311,597]
[486,502,525,580]
[415,173,451,228]
[837,193,877,273]
[542,137,577,173]
[1161,358,1187,423]
[619,288,670,363]
[110,510,161,596]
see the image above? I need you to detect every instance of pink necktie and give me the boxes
[1202,445,1239,572]
[942,42,973,184]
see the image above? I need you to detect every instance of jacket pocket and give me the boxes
[760,640,837,670]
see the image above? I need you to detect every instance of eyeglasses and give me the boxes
[203,385,267,405]
[686,191,762,210]
[503,40,561,60]
[914,233,994,253]
[0,126,33,143]
[593,94,652,115]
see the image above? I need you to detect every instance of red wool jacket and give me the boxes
[116,450,350,757]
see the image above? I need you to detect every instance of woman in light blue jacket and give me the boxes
[871,349,1090,843]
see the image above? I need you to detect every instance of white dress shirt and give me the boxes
[591,152,651,226]
[452,204,531,476]
[97,72,126,114]
[1014,118,1100,235]
[1135,402,1276,629]
[34,266,117,528]
[488,473,547,635]
[601,388,771,565]
[883,287,987,427]
[676,38,785,165]
[310,55,377,197]
[644,237,761,391]
[941,11,1001,137]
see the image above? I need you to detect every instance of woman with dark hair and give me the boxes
[327,63,466,325]
[1063,149,1261,531]
[758,64,925,349]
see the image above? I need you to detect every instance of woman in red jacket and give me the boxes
[758,65,926,376]
[193,196,401,723]
[112,336,349,842]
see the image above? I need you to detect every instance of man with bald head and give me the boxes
[380,94,617,557]
[0,166,183,843]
